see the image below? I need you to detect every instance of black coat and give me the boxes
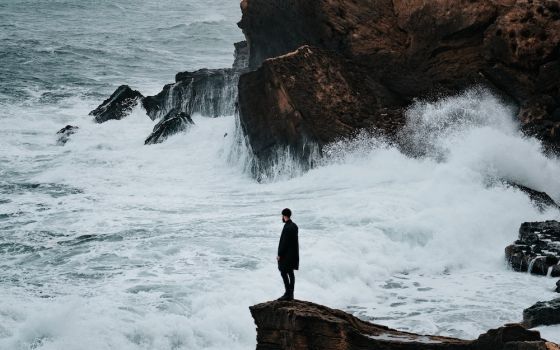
[277,220,299,270]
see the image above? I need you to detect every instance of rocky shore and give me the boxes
[250,300,559,350]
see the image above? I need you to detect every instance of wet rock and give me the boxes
[89,85,143,123]
[238,46,405,171]
[505,221,560,277]
[523,298,560,328]
[142,41,250,121]
[250,299,557,350]
[56,125,79,145]
[556,280,560,293]
[144,109,193,145]
[505,182,560,211]
[237,0,560,168]
[142,68,240,120]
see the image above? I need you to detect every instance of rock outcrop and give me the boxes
[143,41,249,120]
[523,298,560,328]
[237,0,560,167]
[505,182,560,211]
[89,85,143,123]
[142,68,240,120]
[505,221,560,276]
[56,125,79,145]
[144,109,193,145]
[250,300,559,350]
[556,279,560,293]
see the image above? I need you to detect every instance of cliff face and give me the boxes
[237,0,560,167]
[250,300,559,350]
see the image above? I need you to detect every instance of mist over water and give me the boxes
[1,1,560,349]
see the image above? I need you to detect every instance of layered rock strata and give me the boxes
[250,300,559,350]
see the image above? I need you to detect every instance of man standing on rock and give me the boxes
[277,208,299,301]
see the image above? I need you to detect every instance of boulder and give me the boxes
[250,299,558,350]
[56,125,79,145]
[556,280,560,293]
[523,298,560,328]
[505,221,560,277]
[89,85,143,123]
[144,109,193,145]
[237,0,560,168]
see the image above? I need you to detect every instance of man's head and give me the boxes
[282,208,292,223]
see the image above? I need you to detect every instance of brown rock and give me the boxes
[238,46,405,172]
[249,300,557,350]
[237,0,560,168]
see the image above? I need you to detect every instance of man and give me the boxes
[276,208,299,301]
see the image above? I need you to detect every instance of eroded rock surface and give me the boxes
[250,300,559,350]
[89,85,143,123]
[237,0,560,167]
[506,221,560,276]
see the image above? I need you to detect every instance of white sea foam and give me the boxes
[1,88,560,349]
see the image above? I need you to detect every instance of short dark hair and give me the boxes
[281,208,292,217]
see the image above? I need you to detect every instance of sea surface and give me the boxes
[1,1,559,349]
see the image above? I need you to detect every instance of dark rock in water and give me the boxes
[506,221,560,277]
[144,109,193,145]
[56,125,79,145]
[89,85,143,123]
[556,280,560,293]
[237,0,560,169]
[142,41,250,121]
[233,40,249,70]
[523,298,560,328]
[142,68,241,120]
[250,299,556,350]
[505,181,560,211]
[238,45,405,171]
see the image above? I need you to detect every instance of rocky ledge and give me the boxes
[250,300,559,350]
[237,0,560,168]
[505,220,560,277]
[524,298,560,328]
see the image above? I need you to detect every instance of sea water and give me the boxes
[1,1,559,349]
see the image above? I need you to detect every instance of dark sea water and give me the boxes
[1,1,560,349]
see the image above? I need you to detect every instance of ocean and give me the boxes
[1,1,559,349]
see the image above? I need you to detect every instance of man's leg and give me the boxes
[277,268,290,300]
[287,269,295,300]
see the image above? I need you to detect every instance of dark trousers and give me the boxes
[280,268,295,293]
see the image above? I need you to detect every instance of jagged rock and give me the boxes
[523,298,560,328]
[89,85,143,123]
[505,221,560,277]
[505,181,560,211]
[142,41,249,121]
[144,109,193,145]
[142,68,240,120]
[238,46,405,168]
[233,40,249,70]
[56,125,79,145]
[237,0,560,168]
[556,280,560,293]
[250,300,558,350]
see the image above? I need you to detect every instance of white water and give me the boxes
[2,1,560,348]
[1,89,560,349]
